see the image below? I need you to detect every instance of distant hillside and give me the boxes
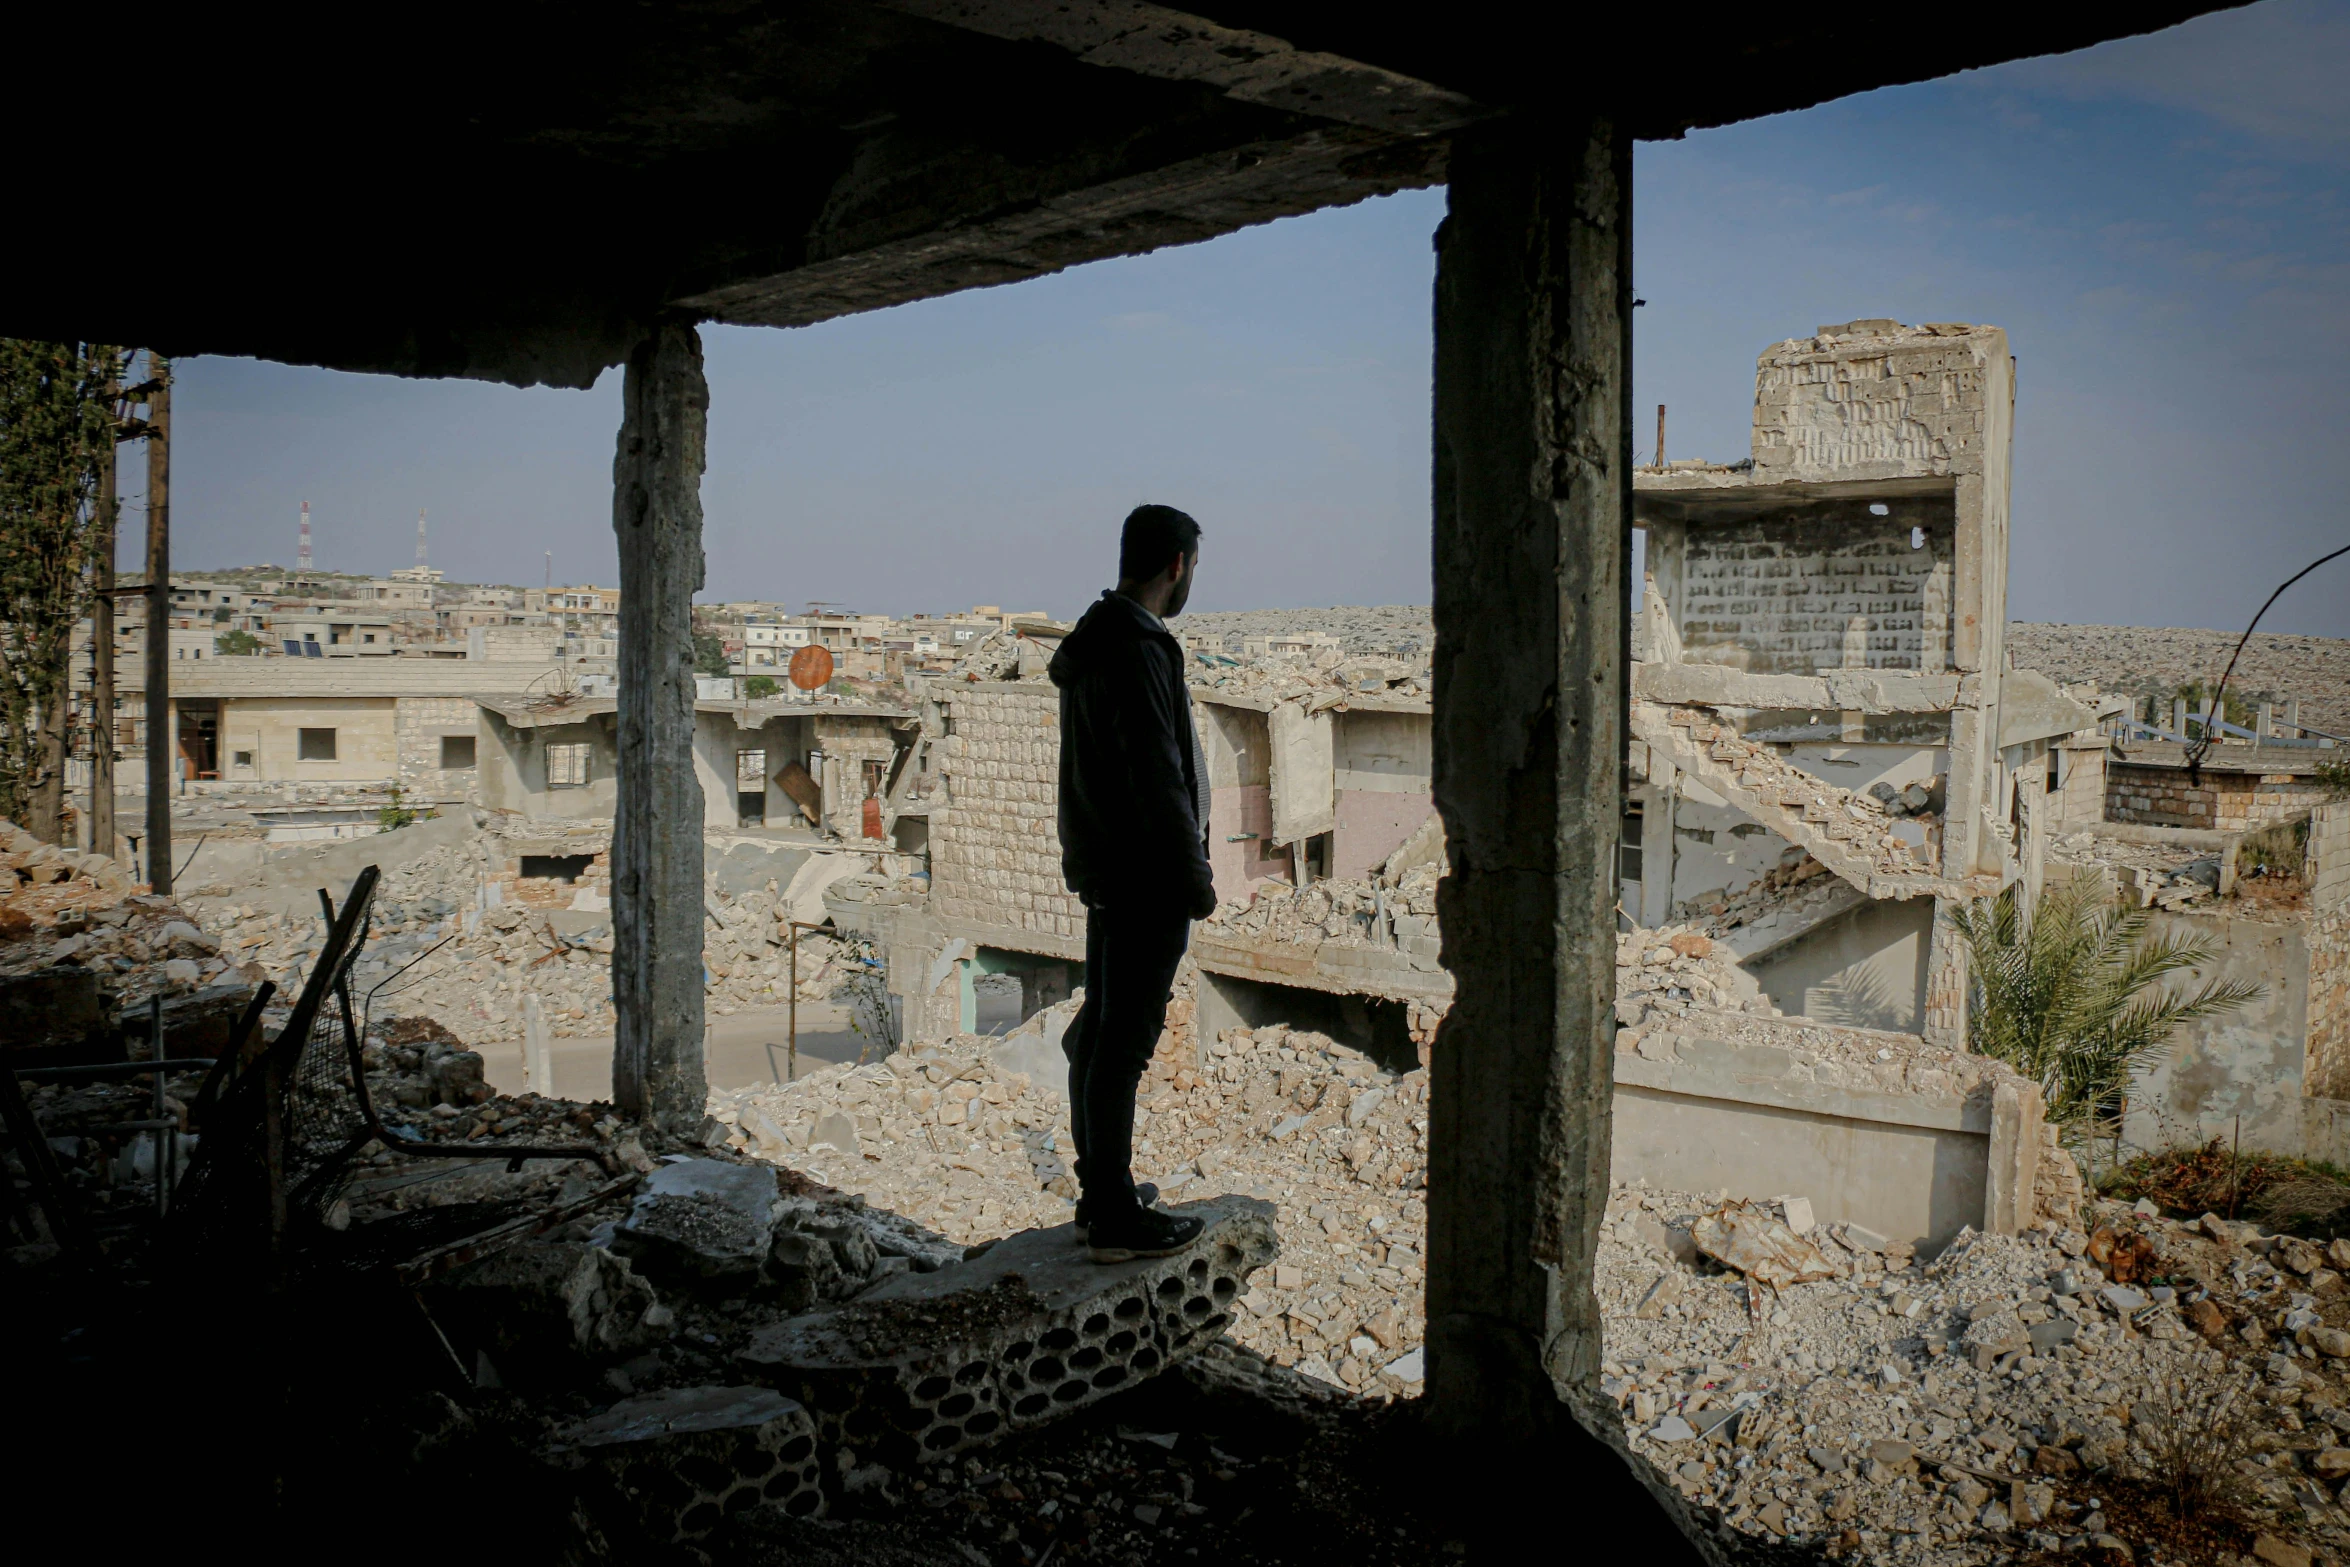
[2007,623,2350,737]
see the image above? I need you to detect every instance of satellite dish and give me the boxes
[789,644,835,691]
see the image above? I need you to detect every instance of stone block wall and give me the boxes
[931,684,1082,941]
[395,696,483,798]
[2106,763,2334,832]
[1675,507,1954,675]
[1752,322,2002,482]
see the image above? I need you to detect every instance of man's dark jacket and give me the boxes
[1049,591,1213,908]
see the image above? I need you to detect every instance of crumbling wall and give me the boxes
[2105,761,2333,832]
[931,685,1080,942]
[812,714,899,841]
[1751,321,2008,484]
[2120,908,2312,1156]
[2048,735,2108,831]
[2306,802,2350,1102]
[1330,709,1428,879]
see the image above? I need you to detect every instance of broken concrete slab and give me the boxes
[436,1240,669,1382]
[768,1195,884,1310]
[1691,1205,1839,1291]
[551,1384,824,1544]
[738,1196,1275,1467]
[807,1111,860,1156]
[611,1157,778,1290]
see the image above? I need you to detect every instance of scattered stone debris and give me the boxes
[1615,924,1780,1026]
[0,818,141,924]
[1601,1187,2350,1565]
[1,821,259,1030]
[2051,829,2242,913]
[713,1020,1433,1399]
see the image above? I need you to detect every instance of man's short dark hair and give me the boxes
[1119,504,1202,582]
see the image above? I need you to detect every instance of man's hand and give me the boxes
[1185,874,1218,922]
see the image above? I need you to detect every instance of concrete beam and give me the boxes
[678,119,1442,332]
[1191,930,1455,1004]
[1426,112,1693,1549]
[871,0,1488,134]
[1632,662,1964,714]
[611,323,712,1130]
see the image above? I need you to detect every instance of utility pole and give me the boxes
[89,370,123,860]
[143,355,172,894]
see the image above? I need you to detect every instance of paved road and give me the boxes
[481,1001,879,1104]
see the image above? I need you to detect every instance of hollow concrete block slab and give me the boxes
[738,1195,1276,1466]
[550,1384,824,1542]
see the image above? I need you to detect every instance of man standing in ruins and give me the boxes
[1050,504,1217,1262]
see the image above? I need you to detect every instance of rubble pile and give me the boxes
[0,820,141,926]
[193,837,868,1046]
[2050,830,2234,913]
[1614,925,1780,1025]
[1599,1187,2350,1564]
[710,1020,1435,1399]
[0,889,259,1017]
[1185,643,1430,709]
[1203,860,1440,955]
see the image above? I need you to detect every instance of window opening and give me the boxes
[546,741,591,787]
[519,853,594,882]
[440,734,476,769]
[298,727,337,761]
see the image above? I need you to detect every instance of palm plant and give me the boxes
[1951,876,2262,1133]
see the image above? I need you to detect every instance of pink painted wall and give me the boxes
[1208,784,1288,901]
[1333,790,1432,881]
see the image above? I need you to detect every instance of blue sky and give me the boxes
[149,0,2350,635]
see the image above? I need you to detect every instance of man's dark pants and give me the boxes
[1063,897,1192,1216]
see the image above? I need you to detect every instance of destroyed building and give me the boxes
[1628,320,2101,1046]
[13,6,2335,1563]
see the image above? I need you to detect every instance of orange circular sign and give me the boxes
[788,643,835,691]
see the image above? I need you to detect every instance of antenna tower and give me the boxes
[298,500,313,574]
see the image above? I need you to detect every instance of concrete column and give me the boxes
[610,321,711,1130]
[1923,896,1969,1050]
[144,357,172,892]
[1426,116,1689,1548]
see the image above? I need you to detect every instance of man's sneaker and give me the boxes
[1087,1205,1203,1264]
[1072,1182,1158,1244]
